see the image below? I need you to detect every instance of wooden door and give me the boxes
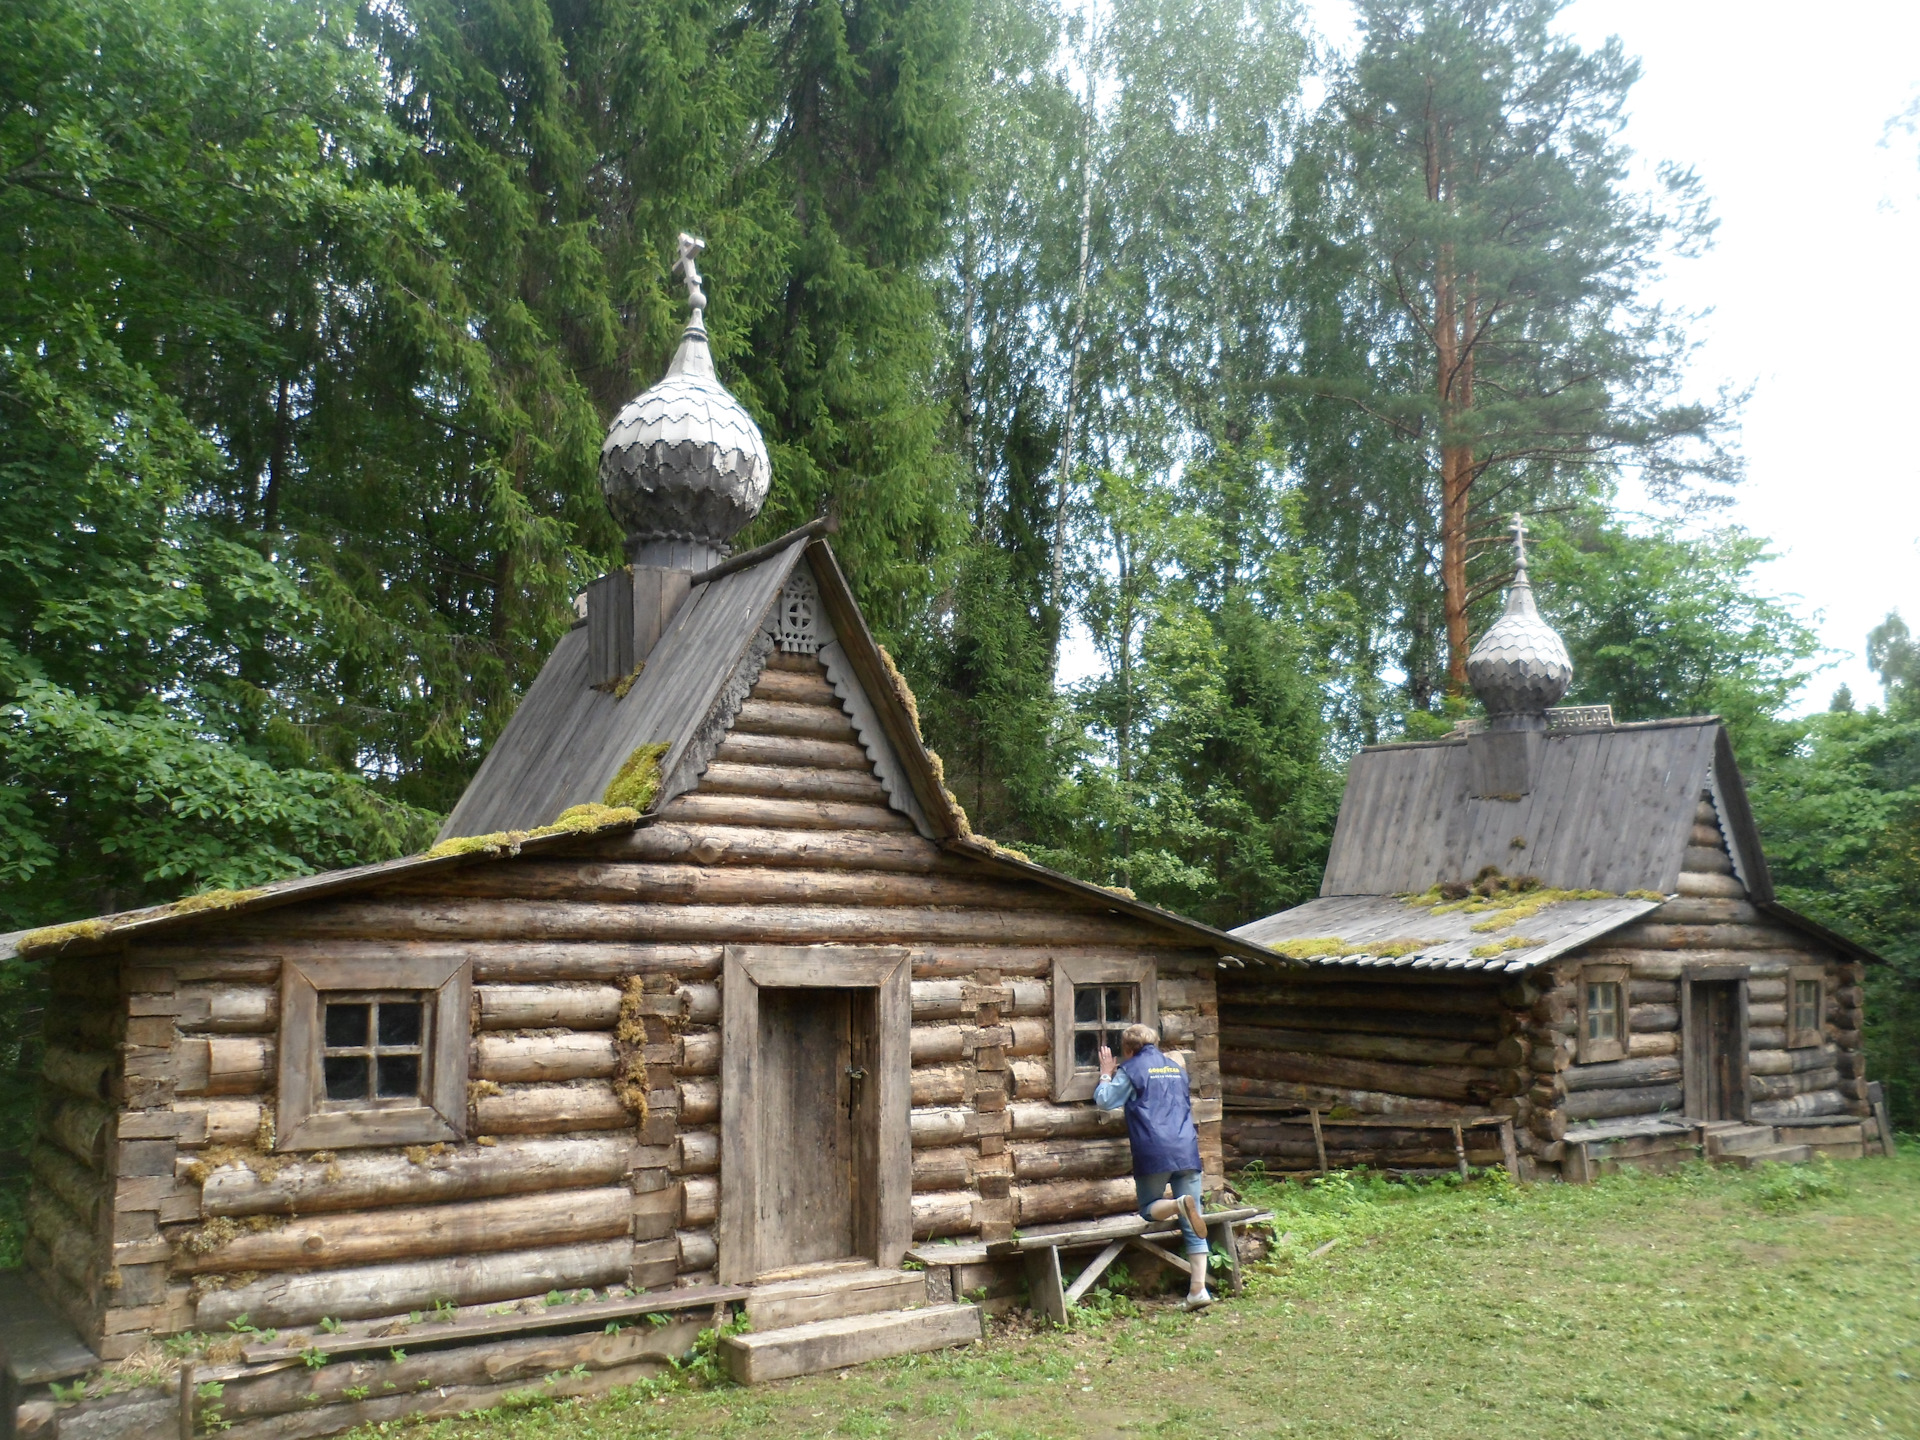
[1685,978,1750,1122]
[753,987,871,1271]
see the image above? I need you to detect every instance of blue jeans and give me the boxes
[1135,1169,1208,1255]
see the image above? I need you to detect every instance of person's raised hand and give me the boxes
[1098,1044,1116,1078]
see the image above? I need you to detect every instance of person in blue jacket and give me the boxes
[1094,1023,1213,1309]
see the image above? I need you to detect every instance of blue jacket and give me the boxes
[1116,1044,1202,1176]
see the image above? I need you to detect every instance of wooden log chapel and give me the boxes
[1220,519,1893,1183]
[0,237,1277,1436]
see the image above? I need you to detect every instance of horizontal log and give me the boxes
[1750,1026,1786,1050]
[678,1228,717,1271]
[1013,1177,1136,1225]
[47,1096,113,1167]
[1689,823,1725,848]
[25,1188,97,1291]
[1219,1004,1502,1044]
[1652,898,1761,926]
[682,1175,717,1226]
[678,1078,717,1123]
[673,1130,718,1174]
[217,1317,704,1422]
[29,1143,105,1226]
[1010,1057,1051,1099]
[148,938,725,984]
[1628,1031,1679,1058]
[909,944,1212,981]
[1219,1075,1468,1117]
[610,823,962,874]
[1562,1055,1682,1093]
[1751,1069,1840,1103]
[1751,1089,1847,1121]
[910,1019,1048,1064]
[1007,1103,1128,1140]
[731,697,861,741]
[1589,923,1819,953]
[1220,1023,1495,1068]
[714,731,872,771]
[1629,1004,1679,1033]
[1749,1002,1785,1027]
[1628,980,1678,1005]
[177,1099,267,1145]
[912,1146,974,1191]
[474,1083,634,1135]
[676,1031,719,1076]
[659,792,913,833]
[748,667,839,704]
[178,1187,633,1273]
[678,983,720,1024]
[912,1064,971,1107]
[912,1190,976,1240]
[177,1036,274,1097]
[238,899,1180,948]
[1226,1144,1505,1170]
[1682,845,1732,874]
[1223,1047,1504,1104]
[1748,979,1786,1003]
[1009,1138,1132,1182]
[1560,1084,1684,1121]
[195,1239,634,1329]
[1217,982,1506,1015]
[1675,871,1744,899]
[911,979,1049,1020]
[1749,1047,1839,1077]
[476,985,622,1031]
[695,761,890,806]
[912,1107,972,1148]
[406,862,1067,912]
[199,1136,633,1217]
[42,1046,112,1101]
[179,984,278,1033]
[475,1034,618,1083]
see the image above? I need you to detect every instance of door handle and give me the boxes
[846,1066,867,1082]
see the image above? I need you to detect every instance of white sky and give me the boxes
[1303,0,1920,712]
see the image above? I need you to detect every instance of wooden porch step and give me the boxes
[1777,1122,1864,1160]
[745,1267,928,1330]
[721,1303,982,1383]
[1723,1143,1815,1169]
[1702,1124,1775,1157]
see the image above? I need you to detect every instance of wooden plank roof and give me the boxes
[1321,719,1718,897]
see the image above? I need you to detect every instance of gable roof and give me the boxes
[1233,716,1878,971]
[3,529,1279,966]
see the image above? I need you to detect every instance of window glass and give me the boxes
[1793,977,1821,1036]
[323,994,429,1104]
[1071,982,1140,1070]
[1586,981,1620,1042]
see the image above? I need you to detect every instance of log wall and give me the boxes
[25,649,1223,1355]
[1218,792,1868,1181]
[1538,793,1868,1161]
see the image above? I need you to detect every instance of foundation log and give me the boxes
[1560,1084,1684,1121]
[198,1137,634,1216]
[1751,1090,1848,1121]
[194,1239,635,1329]
[1751,1069,1840,1103]
[177,1188,633,1273]
[475,1034,618,1083]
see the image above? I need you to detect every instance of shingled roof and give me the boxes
[1232,717,1875,972]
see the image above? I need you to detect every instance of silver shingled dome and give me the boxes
[1466,516,1573,720]
[600,234,771,568]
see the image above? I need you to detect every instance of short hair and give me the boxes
[1120,1024,1159,1054]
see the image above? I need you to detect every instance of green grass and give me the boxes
[339,1152,1920,1440]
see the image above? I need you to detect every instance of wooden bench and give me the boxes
[912,1208,1270,1326]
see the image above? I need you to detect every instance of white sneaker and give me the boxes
[1182,1290,1215,1311]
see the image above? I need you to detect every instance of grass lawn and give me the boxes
[350,1154,1920,1440]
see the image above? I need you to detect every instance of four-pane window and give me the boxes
[321,994,429,1104]
[1072,984,1139,1069]
[1787,966,1825,1049]
[1585,980,1622,1045]
[1577,964,1630,1063]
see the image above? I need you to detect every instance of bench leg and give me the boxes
[1064,1239,1128,1306]
[1024,1246,1069,1326]
[1208,1220,1242,1295]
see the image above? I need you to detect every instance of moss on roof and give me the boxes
[423,802,640,860]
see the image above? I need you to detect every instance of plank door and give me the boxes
[754,986,875,1270]
[1685,978,1750,1122]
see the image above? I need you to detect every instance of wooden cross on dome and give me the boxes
[673,233,707,328]
[1510,512,1530,574]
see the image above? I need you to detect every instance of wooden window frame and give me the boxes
[1577,964,1631,1065]
[719,945,912,1285]
[1051,954,1159,1103]
[1787,965,1826,1050]
[278,955,470,1151]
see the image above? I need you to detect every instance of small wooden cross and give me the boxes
[1510,512,1529,568]
[673,232,708,325]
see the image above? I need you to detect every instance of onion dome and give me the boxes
[600,234,771,569]
[1466,515,1573,723]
